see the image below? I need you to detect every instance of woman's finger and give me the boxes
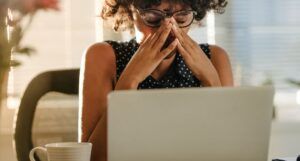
[170,18,184,39]
[171,18,195,50]
[171,24,184,42]
[152,23,172,50]
[158,38,178,60]
[177,39,192,60]
[140,34,152,47]
[181,31,198,48]
[171,25,193,51]
[149,21,171,47]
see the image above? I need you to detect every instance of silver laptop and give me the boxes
[107,87,274,161]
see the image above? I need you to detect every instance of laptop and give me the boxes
[107,87,274,161]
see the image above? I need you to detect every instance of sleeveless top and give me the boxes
[105,38,211,89]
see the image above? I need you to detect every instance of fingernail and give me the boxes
[164,20,168,24]
[172,18,177,23]
[175,38,178,44]
[172,25,176,30]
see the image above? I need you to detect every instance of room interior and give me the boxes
[1,0,300,161]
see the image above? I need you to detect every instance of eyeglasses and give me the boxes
[136,8,197,28]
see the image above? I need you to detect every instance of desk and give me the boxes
[269,121,300,160]
[1,121,300,161]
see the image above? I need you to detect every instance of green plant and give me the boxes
[286,79,300,87]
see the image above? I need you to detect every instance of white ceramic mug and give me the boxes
[29,142,92,161]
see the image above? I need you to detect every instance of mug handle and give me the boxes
[29,147,47,161]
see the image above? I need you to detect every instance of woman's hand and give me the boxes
[115,21,178,90]
[171,19,221,87]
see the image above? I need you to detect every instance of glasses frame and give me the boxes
[136,8,197,28]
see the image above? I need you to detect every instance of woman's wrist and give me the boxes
[114,74,140,90]
[202,76,222,87]
[197,70,222,87]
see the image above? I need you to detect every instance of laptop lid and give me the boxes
[108,87,274,161]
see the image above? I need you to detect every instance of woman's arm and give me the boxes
[210,45,234,87]
[79,42,116,161]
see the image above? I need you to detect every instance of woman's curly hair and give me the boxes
[101,0,227,32]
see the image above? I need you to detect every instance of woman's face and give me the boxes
[132,1,192,44]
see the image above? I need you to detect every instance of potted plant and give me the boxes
[0,0,59,114]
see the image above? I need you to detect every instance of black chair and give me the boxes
[14,69,80,161]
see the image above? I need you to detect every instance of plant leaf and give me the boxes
[10,60,22,67]
[13,46,36,56]
[286,79,300,87]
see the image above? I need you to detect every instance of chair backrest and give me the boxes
[14,69,80,161]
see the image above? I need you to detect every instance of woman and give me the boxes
[80,0,233,161]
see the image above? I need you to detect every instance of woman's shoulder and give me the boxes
[84,42,116,64]
[82,42,117,78]
[208,44,230,61]
[207,44,232,78]
[198,44,229,57]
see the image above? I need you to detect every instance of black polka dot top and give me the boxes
[105,37,211,89]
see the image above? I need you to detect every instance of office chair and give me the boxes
[14,69,80,161]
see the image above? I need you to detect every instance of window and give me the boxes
[214,0,300,120]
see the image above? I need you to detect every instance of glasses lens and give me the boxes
[174,10,194,27]
[139,9,195,28]
[140,10,164,27]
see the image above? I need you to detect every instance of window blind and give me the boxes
[215,0,300,89]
